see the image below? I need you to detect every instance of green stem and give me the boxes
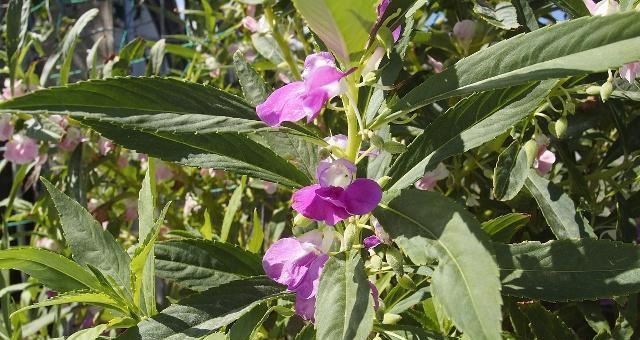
[343,80,361,162]
[264,7,302,81]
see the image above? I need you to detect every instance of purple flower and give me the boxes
[98,137,114,155]
[324,134,348,152]
[256,53,350,127]
[363,217,392,249]
[292,159,382,225]
[363,236,383,249]
[427,55,444,73]
[262,229,332,320]
[532,135,556,175]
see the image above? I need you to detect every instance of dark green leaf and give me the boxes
[518,302,577,339]
[473,1,520,30]
[513,0,539,31]
[493,140,529,201]
[481,213,529,243]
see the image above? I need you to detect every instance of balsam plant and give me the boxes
[1,0,640,339]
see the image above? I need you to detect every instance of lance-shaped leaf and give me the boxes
[136,162,157,314]
[550,0,590,17]
[496,239,640,301]
[518,302,577,339]
[0,78,313,188]
[388,80,556,191]
[233,50,271,106]
[0,247,101,293]
[6,0,31,85]
[493,140,528,201]
[524,170,594,239]
[42,179,132,297]
[315,251,375,340]
[11,290,126,318]
[154,239,263,292]
[292,0,377,65]
[392,12,640,113]
[374,190,502,340]
[118,277,287,340]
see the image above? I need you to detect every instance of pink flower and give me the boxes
[59,127,85,152]
[117,155,129,168]
[427,55,444,73]
[242,16,269,33]
[200,168,225,178]
[138,153,149,162]
[2,79,24,100]
[98,137,114,155]
[123,199,137,222]
[292,159,382,225]
[155,162,173,181]
[4,134,38,164]
[0,113,14,141]
[49,115,67,129]
[35,237,58,251]
[415,163,449,191]
[532,135,556,175]
[256,53,352,127]
[263,229,333,321]
[264,181,278,195]
[324,134,348,152]
[584,0,619,16]
[453,20,476,50]
[183,193,201,217]
[620,62,640,83]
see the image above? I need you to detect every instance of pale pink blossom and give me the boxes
[584,0,619,16]
[49,115,68,129]
[117,155,129,168]
[0,113,14,141]
[4,134,38,164]
[155,162,173,181]
[59,127,85,152]
[620,62,640,83]
[2,79,25,99]
[98,137,114,155]
[453,20,476,51]
[242,16,269,33]
[200,168,225,178]
[123,199,137,222]
[35,237,58,251]
[427,55,444,73]
[264,181,278,195]
[183,193,201,217]
[415,163,449,191]
[534,146,556,175]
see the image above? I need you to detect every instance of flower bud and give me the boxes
[382,313,402,325]
[385,247,404,276]
[369,253,383,271]
[293,214,313,227]
[377,176,391,188]
[600,81,613,102]
[523,139,538,166]
[341,223,358,251]
[318,147,332,160]
[585,85,601,95]
[554,117,568,139]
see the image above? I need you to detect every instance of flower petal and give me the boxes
[292,184,350,225]
[256,82,307,126]
[342,179,382,215]
[293,254,328,299]
[303,52,336,78]
[295,294,316,321]
[262,238,316,290]
[363,235,382,249]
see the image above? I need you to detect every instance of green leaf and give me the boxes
[315,250,374,340]
[42,178,132,297]
[59,9,100,85]
[11,290,125,318]
[376,324,452,340]
[233,51,271,106]
[86,36,104,79]
[374,190,502,340]
[512,0,539,31]
[493,140,528,201]
[136,163,157,314]
[481,213,529,243]
[387,80,557,190]
[228,304,268,340]
[473,1,520,30]
[112,38,146,77]
[221,176,246,242]
[66,324,109,340]
[292,0,377,65]
[496,239,640,301]
[518,302,577,339]
[24,115,66,143]
[392,12,640,113]
[550,0,590,17]
[251,34,285,65]
[247,209,264,253]
[524,170,594,239]
[0,247,101,293]
[131,202,170,313]
[6,0,31,86]
[0,77,312,188]
[154,239,263,292]
[118,277,287,340]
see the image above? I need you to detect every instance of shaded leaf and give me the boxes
[493,140,528,201]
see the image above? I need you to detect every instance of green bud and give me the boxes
[523,139,538,167]
[398,274,416,290]
[377,176,391,188]
[585,85,601,95]
[547,121,557,138]
[564,101,576,114]
[382,313,403,325]
[554,117,568,139]
[600,81,613,102]
[293,214,313,227]
[383,141,408,154]
[341,223,358,251]
[385,247,404,276]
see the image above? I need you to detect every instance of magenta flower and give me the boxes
[4,134,38,164]
[363,217,392,249]
[621,62,640,84]
[262,229,332,320]
[256,53,351,127]
[0,113,14,141]
[414,163,449,191]
[292,159,382,225]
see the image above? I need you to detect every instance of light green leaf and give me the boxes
[374,190,502,340]
[251,34,284,65]
[481,213,529,243]
[0,77,313,188]
[518,302,577,339]
[233,50,271,106]
[473,1,520,30]
[86,36,104,79]
[6,0,31,86]
[118,277,287,340]
[496,239,640,301]
[387,81,557,191]
[493,140,529,201]
[154,239,262,292]
[228,304,268,340]
[112,38,146,77]
[292,0,377,65]
[42,179,132,297]
[392,12,640,113]
[136,163,157,314]
[315,250,374,340]
[247,209,264,253]
[0,247,101,293]
[221,176,246,242]
[524,170,594,239]
[11,290,125,318]
[66,324,109,340]
[59,9,100,85]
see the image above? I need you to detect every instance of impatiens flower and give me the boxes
[35,237,58,251]
[49,115,67,129]
[241,16,269,33]
[59,127,85,152]
[123,199,138,222]
[453,20,476,51]
[532,134,556,175]
[620,62,640,84]
[292,159,382,225]
[98,137,114,155]
[117,155,129,168]
[363,217,392,249]
[324,134,348,152]
[4,134,38,164]
[183,193,202,217]
[0,113,14,141]
[263,229,333,320]
[2,79,25,99]
[264,181,278,195]
[256,53,351,127]
[427,55,444,73]
[584,0,619,16]
[155,162,174,181]
[415,163,449,191]
[200,168,226,178]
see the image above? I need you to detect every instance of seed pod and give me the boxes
[382,313,402,325]
[523,139,538,166]
[600,81,613,102]
[554,117,568,139]
[377,176,391,188]
[585,85,601,95]
[293,214,313,227]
